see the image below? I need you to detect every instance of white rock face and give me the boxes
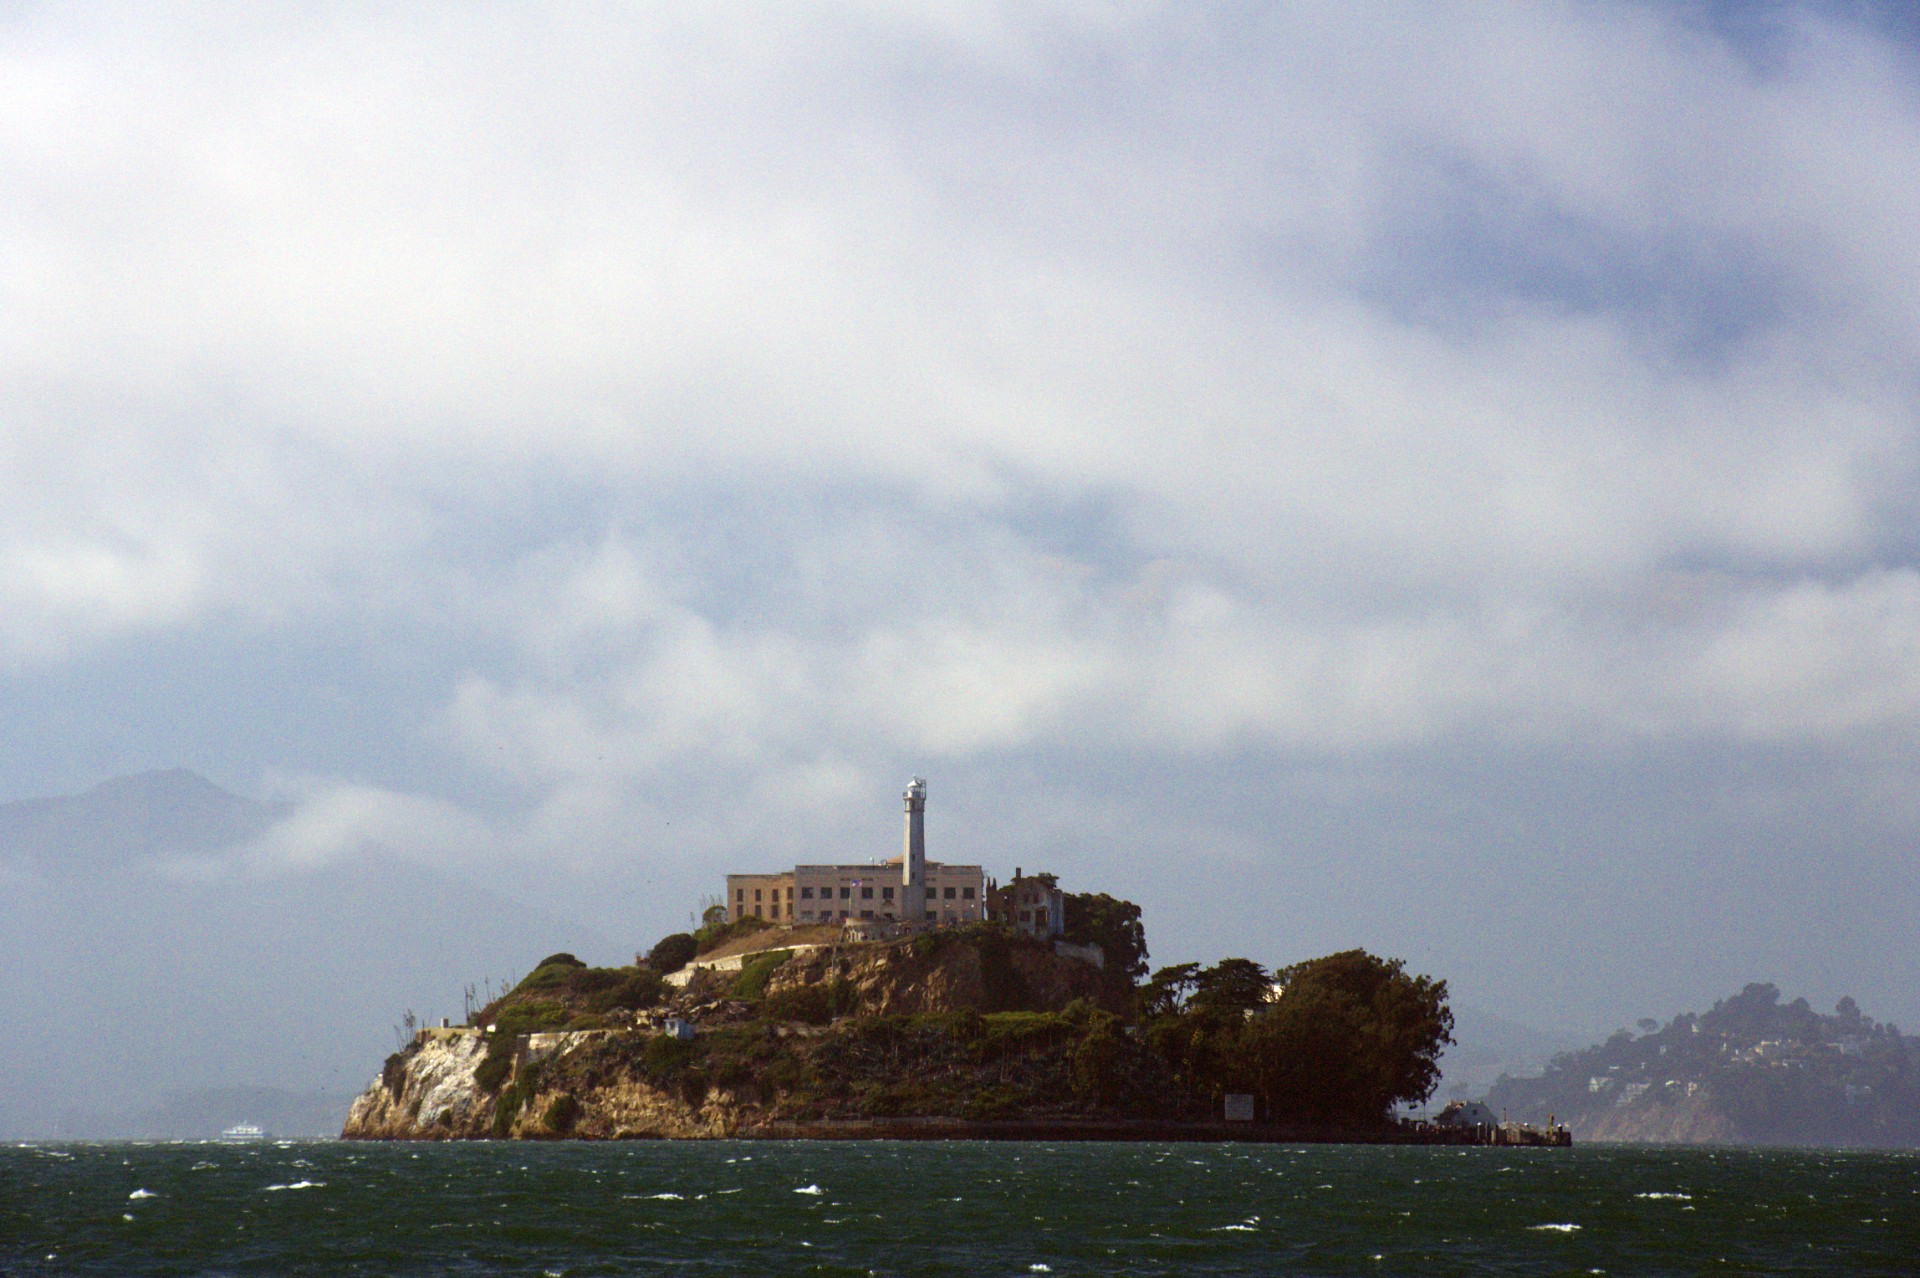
[343,1034,490,1138]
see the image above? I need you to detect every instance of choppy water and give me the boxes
[3,1139,1916,1275]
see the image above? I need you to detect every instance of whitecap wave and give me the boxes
[1529,1223,1581,1233]
[1635,1192,1692,1200]
[794,1184,825,1195]
[263,1180,325,1192]
[128,1189,158,1200]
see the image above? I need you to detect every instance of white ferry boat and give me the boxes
[217,1123,269,1143]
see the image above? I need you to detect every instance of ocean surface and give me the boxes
[3,1139,1916,1276]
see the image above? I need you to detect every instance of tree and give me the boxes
[1063,892,1149,984]
[1189,958,1271,1018]
[1235,949,1453,1125]
[1140,962,1201,1018]
[647,932,698,974]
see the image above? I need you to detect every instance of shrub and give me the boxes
[535,952,586,970]
[762,983,832,1024]
[492,1086,523,1136]
[938,1008,985,1041]
[490,1002,570,1037]
[758,978,861,1024]
[474,1052,512,1093]
[980,1011,1074,1056]
[760,1055,803,1093]
[733,950,792,999]
[862,1083,911,1117]
[680,1068,710,1106]
[647,933,698,974]
[641,1034,694,1081]
[694,914,773,956]
[959,1086,1023,1121]
[589,970,665,1013]
[543,1094,581,1134]
[714,1056,755,1089]
[1071,1023,1126,1107]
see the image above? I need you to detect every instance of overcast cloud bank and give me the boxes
[3,2,1918,1034]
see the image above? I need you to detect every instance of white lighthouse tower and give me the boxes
[902,777,927,923]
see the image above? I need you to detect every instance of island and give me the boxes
[344,778,1524,1144]
[345,924,1472,1142]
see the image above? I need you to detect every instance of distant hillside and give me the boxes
[1485,983,1920,1146]
[0,770,613,1139]
[1435,1005,1587,1101]
[0,769,289,875]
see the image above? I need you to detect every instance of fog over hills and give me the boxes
[0,771,614,1139]
[0,769,1576,1137]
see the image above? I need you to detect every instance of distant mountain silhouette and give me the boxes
[1435,1005,1587,1102]
[0,770,616,1139]
[0,768,290,875]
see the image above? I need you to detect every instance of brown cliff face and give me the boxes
[754,932,1116,1017]
[343,932,1121,1140]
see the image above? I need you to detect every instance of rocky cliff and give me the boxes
[343,929,1131,1140]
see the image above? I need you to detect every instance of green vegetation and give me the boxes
[437,918,1451,1136]
[1140,950,1452,1125]
[647,932,698,974]
[542,1093,581,1134]
[732,949,792,999]
[491,1058,544,1136]
[1062,892,1149,984]
[477,957,665,1032]
[761,978,860,1024]
[693,906,773,956]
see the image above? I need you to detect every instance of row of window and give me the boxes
[737,884,979,903]
[795,884,976,901]
[795,908,971,922]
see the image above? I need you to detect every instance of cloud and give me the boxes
[5,2,1920,1020]
[232,778,495,875]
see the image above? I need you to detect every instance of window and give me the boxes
[736,888,744,901]
[755,888,763,902]
[771,902,781,919]
[962,886,975,899]
[1019,910,1032,924]
[943,886,956,899]
[786,886,794,899]
[860,909,874,920]
[882,886,894,900]
[924,910,936,921]
[839,886,851,899]
[801,886,813,899]
[861,886,874,900]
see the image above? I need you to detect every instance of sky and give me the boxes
[5,0,1920,1040]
